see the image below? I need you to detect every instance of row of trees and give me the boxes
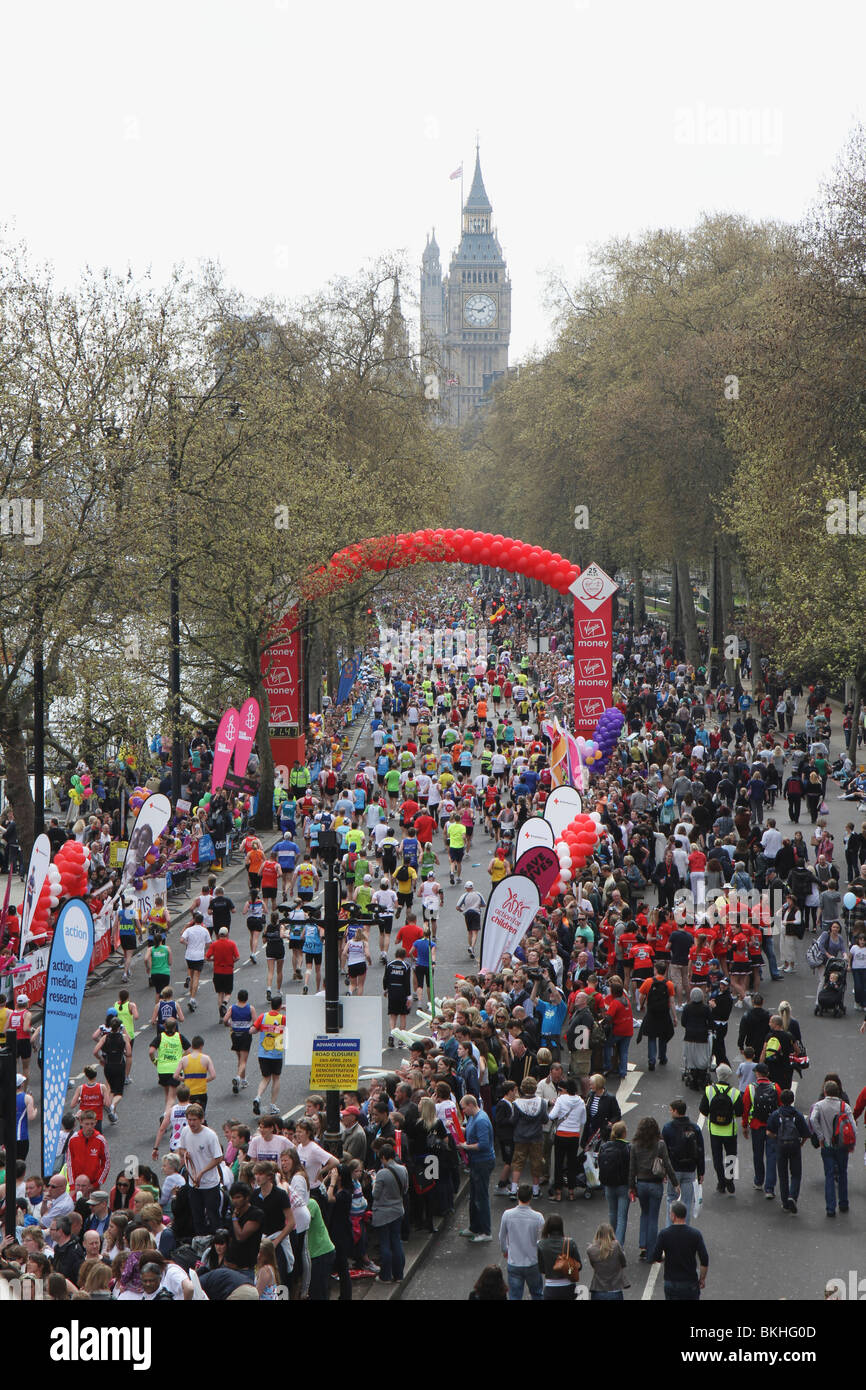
[0,249,457,851]
[459,124,866,742]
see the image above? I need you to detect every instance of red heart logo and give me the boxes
[583,576,603,598]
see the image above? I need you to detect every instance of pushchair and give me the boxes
[814,960,847,1017]
[682,1038,714,1091]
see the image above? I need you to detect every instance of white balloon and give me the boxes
[48,865,61,882]
[590,812,602,824]
[559,867,572,882]
[559,854,572,869]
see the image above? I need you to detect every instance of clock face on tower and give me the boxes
[463,293,496,327]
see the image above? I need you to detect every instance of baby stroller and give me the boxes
[815,960,847,1017]
[682,1038,714,1092]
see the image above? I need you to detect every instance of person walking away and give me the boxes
[637,964,676,1070]
[598,1120,631,1246]
[699,1064,743,1195]
[741,1062,781,1198]
[651,1200,709,1300]
[498,1184,545,1301]
[537,1214,582,1301]
[628,1116,679,1260]
[809,1080,856,1217]
[587,1221,628,1301]
[766,1090,810,1214]
[662,1099,704,1224]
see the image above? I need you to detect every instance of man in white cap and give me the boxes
[456,882,485,959]
[420,870,444,940]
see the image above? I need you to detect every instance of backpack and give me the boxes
[707,1084,734,1128]
[670,1122,699,1168]
[775,1112,800,1155]
[597,1140,630,1188]
[832,1103,856,1151]
[646,978,670,1017]
[751,1082,777,1125]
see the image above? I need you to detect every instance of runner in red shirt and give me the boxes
[67,1112,111,1189]
[206,929,240,1017]
[729,929,752,1002]
[395,914,423,956]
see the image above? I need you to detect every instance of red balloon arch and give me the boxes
[302,529,580,599]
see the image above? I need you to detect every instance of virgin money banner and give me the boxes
[211,706,240,791]
[19,833,51,958]
[514,817,554,861]
[233,697,260,778]
[544,785,584,838]
[570,562,618,737]
[41,898,94,1173]
[514,845,560,900]
[261,607,301,728]
[480,873,541,974]
[120,793,172,893]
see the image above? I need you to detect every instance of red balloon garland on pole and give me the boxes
[302,529,580,600]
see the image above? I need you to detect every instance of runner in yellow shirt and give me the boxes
[445,814,467,886]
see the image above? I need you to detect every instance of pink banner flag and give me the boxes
[234,697,260,778]
[211,707,240,792]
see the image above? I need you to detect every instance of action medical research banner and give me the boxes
[480,873,541,974]
[41,897,94,1172]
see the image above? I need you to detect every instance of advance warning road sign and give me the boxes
[309,1036,360,1090]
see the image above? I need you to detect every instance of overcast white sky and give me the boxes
[3,0,865,360]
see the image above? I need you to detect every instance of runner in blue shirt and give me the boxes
[401,834,420,868]
[275,835,300,901]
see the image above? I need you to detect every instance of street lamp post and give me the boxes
[316,829,343,1157]
[0,1039,18,1240]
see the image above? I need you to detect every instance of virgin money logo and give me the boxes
[577,617,606,639]
[578,658,606,678]
[577,697,606,718]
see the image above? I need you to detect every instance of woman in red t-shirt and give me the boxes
[603,978,634,1079]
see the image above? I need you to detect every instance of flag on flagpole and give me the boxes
[449,164,462,180]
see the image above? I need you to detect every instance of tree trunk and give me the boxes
[251,659,274,833]
[632,565,646,626]
[719,548,737,687]
[0,709,36,863]
[849,674,864,764]
[676,559,700,667]
[669,560,680,642]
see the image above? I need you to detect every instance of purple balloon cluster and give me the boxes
[591,707,625,773]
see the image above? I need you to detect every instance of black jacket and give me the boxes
[737,1005,771,1055]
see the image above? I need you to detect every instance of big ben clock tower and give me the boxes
[421,144,511,427]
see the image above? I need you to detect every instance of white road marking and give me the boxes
[617,1067,643,1116]
[642,1260,661,1300]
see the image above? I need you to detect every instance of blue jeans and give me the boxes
[605,1184,630,1247]
[665,1280,700,1300]
[468,1159,494,1235]
[507,1263,544,1301]
[854,969,866,1007]
[763,936,782,979]
[376,1217,405,1281]
[647,1036,668,1066]
[603,1036,631,1077]
[749,1130,777,1192]
[591,1289,624,1299]
[636,1179,663,1252]
[821,1146,849,1213]
[667,1172,696,1224]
